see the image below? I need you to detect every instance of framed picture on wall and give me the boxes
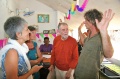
[38,14,49,23]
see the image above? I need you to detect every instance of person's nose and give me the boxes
[65,29,68,32]
[84,21,87,24]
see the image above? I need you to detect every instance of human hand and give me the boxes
[78,22,85,32]
[95,9,115,33]
[65,69,72,79]
[48,65,54,71]
[31,65,43,73]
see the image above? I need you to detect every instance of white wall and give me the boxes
[0,0,66,46]
[56,11,65,24]
[0,0,72,40]
[0,0,18,39]
[17,0,60,46]
[18,0,58,33]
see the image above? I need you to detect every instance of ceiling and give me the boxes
[37,0,120,30]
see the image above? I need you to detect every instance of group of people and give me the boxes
[0,16,52,79]
[0,8,114,79]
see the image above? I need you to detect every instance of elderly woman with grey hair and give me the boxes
[0,16,43,79]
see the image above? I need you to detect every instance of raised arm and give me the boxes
[95,9,115,58]
[78,22,86,45]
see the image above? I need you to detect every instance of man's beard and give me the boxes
[61,35,68,40]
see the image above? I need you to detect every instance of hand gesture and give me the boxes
[65,69,72,79]
[48,65,54,71]
[95,9,115,33]
[31,65,43,73]
[78,22,85,32]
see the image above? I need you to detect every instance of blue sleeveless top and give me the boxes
[1,44,29,79]
[27,42,38,60]
[26,42,40,79]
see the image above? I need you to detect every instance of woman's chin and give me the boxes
[26,37,30,41]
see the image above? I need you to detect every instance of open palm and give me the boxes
[95,9,115,32]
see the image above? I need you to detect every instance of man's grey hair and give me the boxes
[58,22,68,29]
[4,16,27,40]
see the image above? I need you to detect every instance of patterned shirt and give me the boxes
[1,47,28,79]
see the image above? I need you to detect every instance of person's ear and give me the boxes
[20,33,22,36]
[16,32,22,39]
[57,29,60,34]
